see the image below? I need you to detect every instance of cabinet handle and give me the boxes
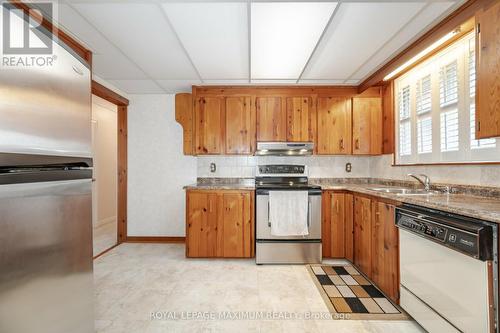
[339,138,344,150]
[355,139,360,150]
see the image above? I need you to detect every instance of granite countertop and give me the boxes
[311,179,500,224]
[184,177,500,224]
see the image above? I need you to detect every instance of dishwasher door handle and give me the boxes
[268,201,271,227]
[307,200,311,228]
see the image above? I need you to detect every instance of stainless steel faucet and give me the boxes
[408,174,431,191]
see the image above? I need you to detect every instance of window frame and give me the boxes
[394,32,500,165]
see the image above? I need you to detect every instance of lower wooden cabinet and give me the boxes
[186,190,254,258]
[371,200,399,302]
[324,191,399,303]
[353,195,373,278]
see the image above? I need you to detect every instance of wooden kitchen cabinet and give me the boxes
[353,195,372,278]
[344,193,354,262]
[186,190,254,258]
[286,96,316,142]
[475,1,500,139]
[352,97,382,155]
[371,200,399,303]
[256,97,287,142]
[322,191,346,258]
[195,96,225,154]
[225,96,256,154]
[317,97,352,154]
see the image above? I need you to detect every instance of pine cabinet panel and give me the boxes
[256,97,286,142]
[195,97,225,154]
[353,195,372,277]
[286,97,316,142]
[476,1,500,139]
[345,193,354,262]
[317,97,352,154]
[352,97,382,155]
[225,97,256,154]
[371,201,399,303]
[186,190,254,258]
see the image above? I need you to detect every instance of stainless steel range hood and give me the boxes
[255,142,314,156]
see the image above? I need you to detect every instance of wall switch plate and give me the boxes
[210,162,216,173]
[345,162,352,173]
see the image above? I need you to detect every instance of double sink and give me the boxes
[368,187,440,196]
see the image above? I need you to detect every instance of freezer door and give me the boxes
[0,33,91,158]
[0,179,93,333]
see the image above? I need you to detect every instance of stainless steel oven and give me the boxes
[255,164,322,264]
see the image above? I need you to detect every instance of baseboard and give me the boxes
[125,236,185,243]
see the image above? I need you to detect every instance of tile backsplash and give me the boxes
[197,156,372,178]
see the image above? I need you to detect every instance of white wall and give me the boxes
[128,94,196,237]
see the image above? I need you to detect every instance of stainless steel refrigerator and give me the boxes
[0,23,94,333]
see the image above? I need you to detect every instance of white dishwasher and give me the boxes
[396,204,498,333]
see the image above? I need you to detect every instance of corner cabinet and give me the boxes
[186,189,254,258]
[475,1,500,139]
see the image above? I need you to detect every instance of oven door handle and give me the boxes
[308,200,311,228]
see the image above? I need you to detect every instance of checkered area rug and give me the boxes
[308,264,408,320]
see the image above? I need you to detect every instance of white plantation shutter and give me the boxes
[440,110,459,152]
[398,85,411,156]
[395,32,499,164]
[440,60,458,107]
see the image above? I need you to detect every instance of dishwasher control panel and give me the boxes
[396,205,494,261]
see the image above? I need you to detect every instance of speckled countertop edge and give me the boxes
[184,178,500,224]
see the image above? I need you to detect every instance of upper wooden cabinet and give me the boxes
[225,96,256,154]
[352,97,383,155]
[475,1,500,139]
[317,97,352,154]
[186,189,254,258]
[195,96,225,154]
[256,97,287,142]
[286,96,316,142]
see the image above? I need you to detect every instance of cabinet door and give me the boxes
[476,1,500,139]
[256,97,286,141]
[331,192,345,258]
[286,97,316,142]
[220,191,253,258]
[352,98,382,155]
[225,97,256,154]
[353,196,372,277]
[195,97,224,154]
[186,191,218,257]
[317,97,352,154]
[321,191,332,258]
[345,193,354,262]
[371,201,399,302]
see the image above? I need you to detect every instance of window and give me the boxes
[395,32,500,164]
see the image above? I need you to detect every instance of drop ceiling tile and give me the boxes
[350,2,457,81]
[72,3,198,80]
[108,80,165,94]
[302,2,425,80]
[251,2,337,80]
[55,4,147,80]
[163,2,248,80]
[156,80,200,93]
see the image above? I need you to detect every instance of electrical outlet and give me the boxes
[345,162,352,173]
[210,162,216,173]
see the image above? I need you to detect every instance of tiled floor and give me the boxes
[94,243,424,333]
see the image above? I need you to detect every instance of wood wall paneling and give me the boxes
[225,96,256,154]
[195,97,225,154]
[175,93,194,155]
[317,97,352,154]
[256,97,287,141]
[476,1,500,139]
[382,82,395,154]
